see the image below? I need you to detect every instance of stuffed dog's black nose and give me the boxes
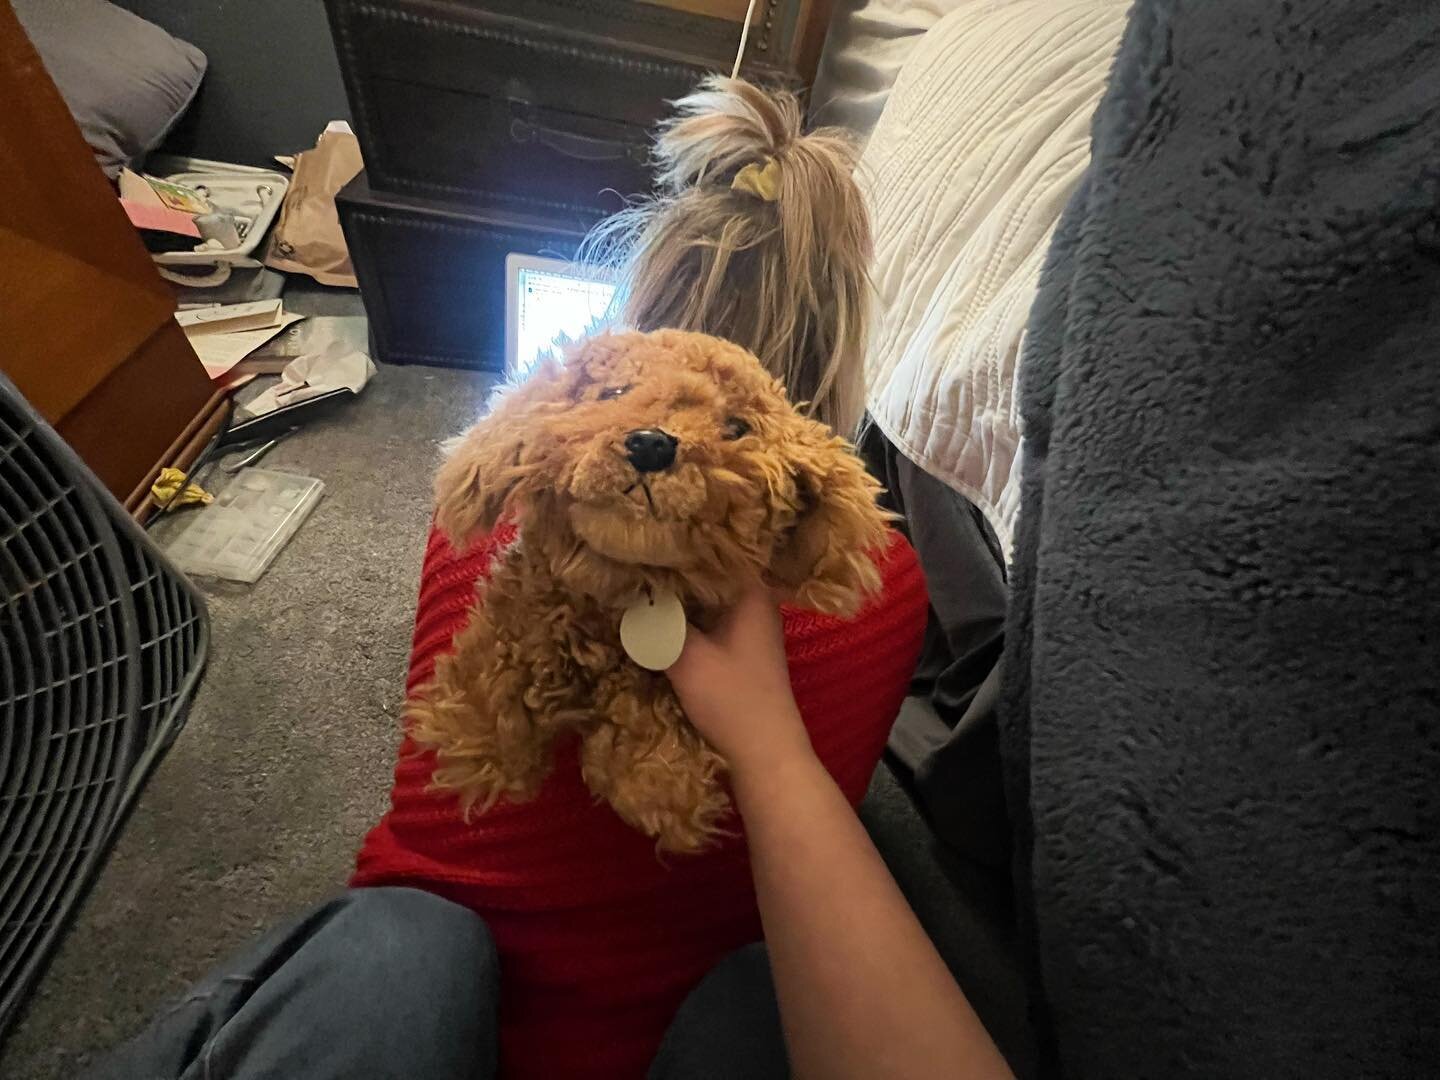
[625,429,678,473]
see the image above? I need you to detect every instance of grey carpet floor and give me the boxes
[1,361,496,1079]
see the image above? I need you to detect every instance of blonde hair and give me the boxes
[583,77,871,436]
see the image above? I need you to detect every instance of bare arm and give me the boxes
[667,586,1013,1080]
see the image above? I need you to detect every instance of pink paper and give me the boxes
[120,198,200,237]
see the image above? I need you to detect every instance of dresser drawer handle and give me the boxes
[509,116,639,163]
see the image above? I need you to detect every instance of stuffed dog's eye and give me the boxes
[722,417,751,440]
[598,385,632,401]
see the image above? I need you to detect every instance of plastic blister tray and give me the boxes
[157,468,324,583]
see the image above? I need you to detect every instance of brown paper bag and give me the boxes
[264,130,363,287]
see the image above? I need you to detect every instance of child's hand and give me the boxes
[665,583,815,779]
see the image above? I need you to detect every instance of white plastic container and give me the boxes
[157,468,323,584]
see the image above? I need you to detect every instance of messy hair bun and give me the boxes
[583,77,871,437]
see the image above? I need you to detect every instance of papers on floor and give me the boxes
[176,299,287,336]
[120,167,211,214]
[240,315,369,375]
[245,336,375,417]
[176,300,305,379]
[119,167,206,240]
[121,199,201,238]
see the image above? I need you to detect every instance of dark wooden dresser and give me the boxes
[327,0,834,369]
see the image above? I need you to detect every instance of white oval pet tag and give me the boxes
[620,589,687,671]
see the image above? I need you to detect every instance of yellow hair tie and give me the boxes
[731,158,782,202]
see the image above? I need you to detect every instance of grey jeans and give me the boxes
[83,887,786,1080]
[857,420,1012,870]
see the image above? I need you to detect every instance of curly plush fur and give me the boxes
[409,330,889,852]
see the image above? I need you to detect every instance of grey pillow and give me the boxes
[14,0,206,178]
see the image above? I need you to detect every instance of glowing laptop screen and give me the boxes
[510,257,617,372]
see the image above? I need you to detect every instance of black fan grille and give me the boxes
[0,379,207,1038]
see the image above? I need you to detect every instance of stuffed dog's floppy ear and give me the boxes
[434,360,564,545]
[768,418,891,617]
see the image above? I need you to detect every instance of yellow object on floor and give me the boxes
[151,467,212,508]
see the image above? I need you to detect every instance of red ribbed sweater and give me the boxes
[353,522,928,1078]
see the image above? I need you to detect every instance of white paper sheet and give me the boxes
[187,313,305,379]
[176,299,285,336]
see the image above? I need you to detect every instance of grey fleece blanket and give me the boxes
[1002,2,1440,1077]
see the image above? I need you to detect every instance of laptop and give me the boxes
[505,253,618,374]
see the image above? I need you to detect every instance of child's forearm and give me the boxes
[733,749,1013,1080]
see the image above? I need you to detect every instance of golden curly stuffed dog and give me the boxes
[409,329,889,852]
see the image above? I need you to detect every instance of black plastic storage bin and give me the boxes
[337,171,593,370]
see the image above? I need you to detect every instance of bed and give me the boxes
[814,7,1132,1073]
[810,0,968,139]
[852,0,1131,554]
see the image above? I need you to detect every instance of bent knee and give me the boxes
[339,887,497,997]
